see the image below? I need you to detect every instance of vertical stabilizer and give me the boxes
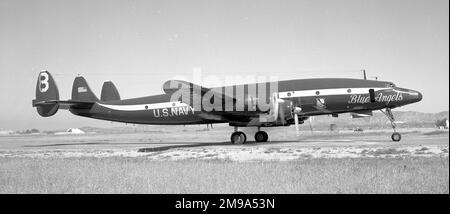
[101,81,121,101]
[71,75,99,102]
[33,70,60,117]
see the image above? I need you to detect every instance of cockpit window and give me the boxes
[395,87,411,92]
[387,83,396,88]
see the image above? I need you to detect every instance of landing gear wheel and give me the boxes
[381,108,402,142]
[391,132,401,142]
[231,131,247,144]
[255,131,268,142]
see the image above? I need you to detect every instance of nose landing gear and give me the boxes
[381,108,401,142]
[391,132,401,142]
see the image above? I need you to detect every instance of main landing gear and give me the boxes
[230,131,247,144]
[381,108,401,142]
[230,127,269,144]
[255,127,268,142]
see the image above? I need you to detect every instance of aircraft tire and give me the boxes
[255,131,268,142]
[231,132,247,144]
[391,132,401,142]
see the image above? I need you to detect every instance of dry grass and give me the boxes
[0,157,448,194]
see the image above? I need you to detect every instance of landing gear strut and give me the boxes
[230,127,247,144]
[255,127,268,142]
[381,108,401,142]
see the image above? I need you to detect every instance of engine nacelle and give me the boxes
[259,93,295,125]
[231,94,304,127]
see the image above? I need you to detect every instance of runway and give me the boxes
[0,128,447,161]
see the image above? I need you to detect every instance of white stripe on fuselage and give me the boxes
[98,101,190,111]
[97,87,390,111]
[278,87,389,98]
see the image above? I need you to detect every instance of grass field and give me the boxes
[0,157,448,194]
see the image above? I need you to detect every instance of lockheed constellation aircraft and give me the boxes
[33,71,422,144]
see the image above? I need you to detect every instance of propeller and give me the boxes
[309,116,314,132]
[270,93,303,135]
[279,102,286,125]
[293,107,302,136]
[271,93,285,122]
[272,94,279,121]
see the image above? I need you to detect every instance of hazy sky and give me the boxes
[0,0,448,130]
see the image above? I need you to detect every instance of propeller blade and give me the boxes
[272,94,279,121]
[294,112,300,136]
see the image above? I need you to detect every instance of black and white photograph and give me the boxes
[0,0,448,208]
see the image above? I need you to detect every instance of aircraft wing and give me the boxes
[162,80,210,95]
[162,80,236,108]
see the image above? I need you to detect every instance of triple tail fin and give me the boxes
[71,75,100,102]
[101,81,121,101]
[32,70,60,117]
[32,71,97,117]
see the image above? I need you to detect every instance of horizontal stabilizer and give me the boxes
[33,100,95,109]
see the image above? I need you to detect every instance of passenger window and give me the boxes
[369,89,376,103]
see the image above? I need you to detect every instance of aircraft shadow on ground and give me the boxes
[137,140,299,152]
[23,142,188,148]
[23,138,383,153]
[22,140,298,150]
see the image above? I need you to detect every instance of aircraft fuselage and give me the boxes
[69,78,422,126]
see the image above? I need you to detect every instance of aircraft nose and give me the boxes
[417,91,423,102]
[399,88,423,104]
[410,90,423,102]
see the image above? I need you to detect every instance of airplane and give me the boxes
[32,70,422,144]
